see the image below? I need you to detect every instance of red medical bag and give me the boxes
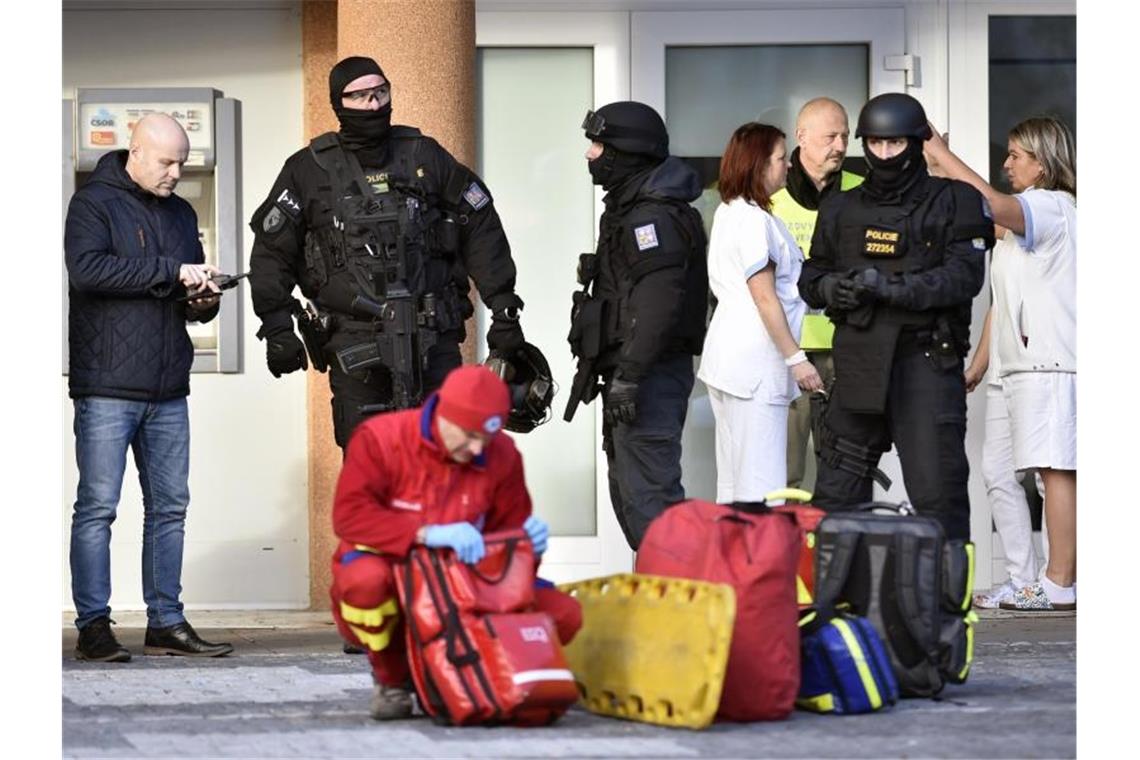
[636,500,802,721]
[395,531,579,726]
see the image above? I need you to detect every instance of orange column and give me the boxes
[304,0,478,609]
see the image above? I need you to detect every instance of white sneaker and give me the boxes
[973,580,1018,609]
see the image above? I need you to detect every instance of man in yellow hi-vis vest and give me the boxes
[770,98,864,489]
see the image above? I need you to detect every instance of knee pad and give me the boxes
[332,552,395,610]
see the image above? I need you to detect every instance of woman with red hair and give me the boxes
[698,123,823,503]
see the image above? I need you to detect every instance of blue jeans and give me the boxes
[70,397,191,629]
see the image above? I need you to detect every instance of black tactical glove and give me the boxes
[818,274,846,310]
[604,377,639,427]
[487,317,525,355]
[833,276,874,311]
[486,293,526,354]
[264,331,308,378]
[853,267,907,306]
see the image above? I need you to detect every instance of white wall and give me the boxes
[61,5,310,612]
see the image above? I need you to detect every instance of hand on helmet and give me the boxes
[265,331,308,378]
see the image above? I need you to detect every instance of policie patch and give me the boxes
[634,223,660,251]
[463,181,490,211]
[863,226,901,257]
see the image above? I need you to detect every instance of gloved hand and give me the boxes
[833,276,874,311]
[854,267,904,306]
[265,331,308,378]
[604,377,639,427]
[487,293,526,354]
[523,515,550,555]
[487,316,525,354]
[818,274,847,310]
[423,522,486,564]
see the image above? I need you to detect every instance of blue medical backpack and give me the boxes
[797,609,899,714]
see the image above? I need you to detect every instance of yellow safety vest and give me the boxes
[770,171,864,351]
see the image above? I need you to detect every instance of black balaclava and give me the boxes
[862,137,926,201]
[329,56,392,151]
[589,144,660,192]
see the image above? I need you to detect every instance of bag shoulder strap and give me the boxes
[813,529,861,615]
[893,533,941,660]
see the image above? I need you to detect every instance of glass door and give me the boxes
[631,7,908,503]
[949,1,1076,590]
[476,11,633,582]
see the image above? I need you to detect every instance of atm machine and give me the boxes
[62,87,243,373]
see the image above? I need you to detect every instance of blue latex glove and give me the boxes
[423,522,486,564]
[523,515,550,555]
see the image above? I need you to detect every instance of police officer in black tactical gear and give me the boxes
[249,56,527,449]
[798,93,994,540]
[565,101,709,550]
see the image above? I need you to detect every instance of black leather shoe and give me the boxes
[144,621,234,657]
[75,617,131,663]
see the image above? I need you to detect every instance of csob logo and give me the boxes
[89,108,115,128]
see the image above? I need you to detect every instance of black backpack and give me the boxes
[812,503,977,697]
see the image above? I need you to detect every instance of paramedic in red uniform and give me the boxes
[329,364,582,720]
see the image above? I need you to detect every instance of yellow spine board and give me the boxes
[557,573,736,730]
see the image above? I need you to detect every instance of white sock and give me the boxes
[1041,574,1076,603]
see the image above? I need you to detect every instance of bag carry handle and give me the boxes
[763,488,814,504]
[851,501,916,516]
[467,530,529,585]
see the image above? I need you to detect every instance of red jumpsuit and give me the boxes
[330,394,582,686]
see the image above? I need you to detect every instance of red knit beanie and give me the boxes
[436,365,511,435]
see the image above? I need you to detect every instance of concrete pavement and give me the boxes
[62,610,1075,758]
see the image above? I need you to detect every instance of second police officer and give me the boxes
[566,101,709,550]
[798,93,994,541]
[249,56,528,449]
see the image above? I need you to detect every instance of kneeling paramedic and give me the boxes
[329,365,582,720]
[797,93,992,541]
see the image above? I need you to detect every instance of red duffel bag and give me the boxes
[395,530,579,726]
[636,500,802,721]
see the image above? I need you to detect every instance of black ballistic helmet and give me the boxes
[484,342,556,434]
[582,101,669,160]
[855,93,933,140]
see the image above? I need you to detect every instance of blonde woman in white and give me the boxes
[926,116,1076,611]
[699,123,823,503]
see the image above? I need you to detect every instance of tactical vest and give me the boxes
[586,197,706,369]
[302,131,470,333]
[771,170,863,351]
[829,177,956,413]
[832,178,956,331]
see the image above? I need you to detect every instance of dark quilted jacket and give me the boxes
[65,150,217,401]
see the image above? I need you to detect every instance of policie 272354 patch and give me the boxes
[863,226,901,257]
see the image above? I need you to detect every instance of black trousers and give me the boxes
[602,353,694,550]
[325,329,463,449]
[814,340,971,540]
